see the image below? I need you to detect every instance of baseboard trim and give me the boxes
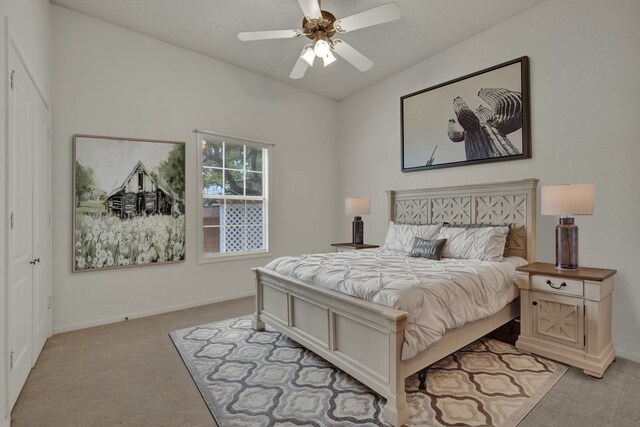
[616,349,640,363]
[52,291,256,334]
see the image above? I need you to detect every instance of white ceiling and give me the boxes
[51,0,547,100]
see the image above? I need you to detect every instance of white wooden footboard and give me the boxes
[253,267,410,426]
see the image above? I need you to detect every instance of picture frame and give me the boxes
[72,134,186,272]
[401,56,530,172]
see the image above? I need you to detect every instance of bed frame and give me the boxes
[252,178,538,426]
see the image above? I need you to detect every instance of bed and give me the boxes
[252,178,538,426]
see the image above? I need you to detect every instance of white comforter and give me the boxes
[265,249,526,360]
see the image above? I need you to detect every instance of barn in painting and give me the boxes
[105,161,176,217]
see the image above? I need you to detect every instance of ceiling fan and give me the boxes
[238,0,401,79]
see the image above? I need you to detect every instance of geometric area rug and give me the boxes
[170,317,567,427]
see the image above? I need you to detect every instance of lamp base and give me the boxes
[352,216,364,245]
[555,217,579,270]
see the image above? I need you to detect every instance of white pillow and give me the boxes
[383,222,443,253]
[437,226,509,261]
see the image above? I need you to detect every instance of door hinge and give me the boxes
[48,296,53,310]
[47,128,51,142]
[10,351,14,369]
[10,212,14,229]
[48,212,52,225]
[10,70,15,90]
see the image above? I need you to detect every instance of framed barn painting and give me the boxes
[72,135,186,272]
[401,56,530,172]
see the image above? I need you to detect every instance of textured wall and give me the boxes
[3,0,51,98]
[51,6,340,332]
[337,0,640,361]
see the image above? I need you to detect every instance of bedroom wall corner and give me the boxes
[50,5,341,333]
[336,0,640,361]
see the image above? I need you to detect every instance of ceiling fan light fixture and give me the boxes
[301,45,316,66]
[237,1,402,79]
[314,39,330,58]
[323,51,336,67]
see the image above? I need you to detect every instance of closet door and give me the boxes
[7,45,34,409]
[32,91,51,361]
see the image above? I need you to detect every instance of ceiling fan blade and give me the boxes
[298,0,322,19]
[238,29,301,41]
[334,2,401,33]
[290,48,310,79]
[331,40,373,72]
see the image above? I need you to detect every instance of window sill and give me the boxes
[198,251,272,264]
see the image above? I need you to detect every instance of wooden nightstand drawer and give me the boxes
[531,274,583,297]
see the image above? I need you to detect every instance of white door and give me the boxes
[7,43,51,409]
[7,45,34,409]
[32,86,51,361]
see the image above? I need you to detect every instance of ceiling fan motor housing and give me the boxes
[302,10,337,41]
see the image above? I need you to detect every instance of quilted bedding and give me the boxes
[264,249,526,360]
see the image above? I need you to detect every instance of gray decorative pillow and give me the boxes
[409,237,447,260]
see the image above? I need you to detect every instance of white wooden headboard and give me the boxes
[387,178,538,262]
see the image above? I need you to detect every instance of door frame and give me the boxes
[3,21,52,416]
[0,17,7,425]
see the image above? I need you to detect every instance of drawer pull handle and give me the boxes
[532,301,538,306]
[546,279,567,289]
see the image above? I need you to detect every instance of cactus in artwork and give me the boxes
[447,88,522,160]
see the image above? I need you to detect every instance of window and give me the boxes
[198,131,269,261]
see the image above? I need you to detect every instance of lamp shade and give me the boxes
[541,184,595,215]
[301,45,315,66]
[323,51,337,67]
[345,198,370,216]
[314,39,330,57]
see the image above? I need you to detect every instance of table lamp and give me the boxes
[541,184,595,270]
[345,198,370,245]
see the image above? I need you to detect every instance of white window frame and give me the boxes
[196,130,272,263]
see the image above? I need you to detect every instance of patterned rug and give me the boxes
[170,317,567,427]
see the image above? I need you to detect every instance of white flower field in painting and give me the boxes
[75,214,185,270]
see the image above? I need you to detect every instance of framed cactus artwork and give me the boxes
[401,56,530,172]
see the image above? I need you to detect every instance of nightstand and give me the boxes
[331,243,379,253]
[515,262,616,378]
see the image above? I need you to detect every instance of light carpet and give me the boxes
[170,317,567,426]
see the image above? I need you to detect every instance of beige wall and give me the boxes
[2,0,50,98]
[50,6,340,332]
[0,0,51,422]
[337,0,640,361]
